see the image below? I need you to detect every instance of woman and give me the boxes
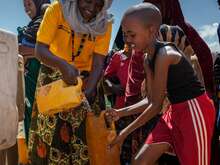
[18,0,50,142]
[28,0,112,164]
[18,1,50,164]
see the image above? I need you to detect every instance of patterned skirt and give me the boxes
[28,65,90,165]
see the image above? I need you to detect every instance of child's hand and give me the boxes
[109,129,127,150]
[105,109,120,124]
[59,62,79,85]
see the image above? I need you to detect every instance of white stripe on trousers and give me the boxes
[188,100,202,165]
[190,100,205,165]
[193,99,208,165]
[188,99,208,165]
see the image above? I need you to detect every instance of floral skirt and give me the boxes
[28,65,90,165]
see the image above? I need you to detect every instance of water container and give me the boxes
[86,111,120,165]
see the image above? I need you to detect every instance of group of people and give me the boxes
[1,0,220,165]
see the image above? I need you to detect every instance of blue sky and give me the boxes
[1,0,220,51]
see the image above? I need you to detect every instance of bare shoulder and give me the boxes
[157,45,181,65]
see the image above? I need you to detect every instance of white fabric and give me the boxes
[0,29,18,150]
[60,0,113,37]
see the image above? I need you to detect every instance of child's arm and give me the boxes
[106,55,153,121]
[110,49,173,147]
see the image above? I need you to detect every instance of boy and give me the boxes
[107,3,215,165]
[104,43,132,109]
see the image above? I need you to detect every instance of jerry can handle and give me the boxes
[103,111,114,130]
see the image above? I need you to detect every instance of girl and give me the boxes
[107,3,215,165]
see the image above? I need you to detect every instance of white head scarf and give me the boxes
[60,0,113,36]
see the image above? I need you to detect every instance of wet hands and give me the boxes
[59,61,79,85]
[105,109,127,151]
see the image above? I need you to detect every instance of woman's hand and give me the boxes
[59,61,79,85]
[35,42,79,85]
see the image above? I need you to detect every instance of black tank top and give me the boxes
[148,42,205,104]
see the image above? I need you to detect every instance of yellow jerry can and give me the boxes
[36,77,83,115]
[86,111,121,165]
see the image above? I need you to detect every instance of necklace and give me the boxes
[71,32,87,61]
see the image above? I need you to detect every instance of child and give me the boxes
[107,3,215,165]
[104,43,134,164]
[104,43,132,109]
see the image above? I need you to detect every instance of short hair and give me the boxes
[122,3,162,29]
